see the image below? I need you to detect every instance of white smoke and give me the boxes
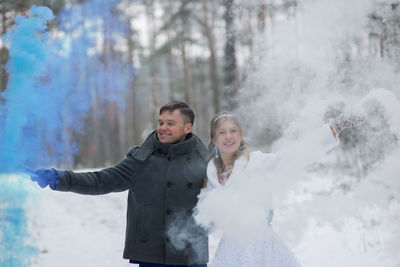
[195,0,400,266]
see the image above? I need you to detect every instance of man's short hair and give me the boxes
[159,101,195,125]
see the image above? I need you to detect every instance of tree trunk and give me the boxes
[223,0,237,111]
[180,0,195,111]
[257,3,266,32]
[0,7,9,93]
[102,12,120,165]
[202,0,220,113]
[165,0,175,101]
[146,0,159,128]
[126,15,140,146]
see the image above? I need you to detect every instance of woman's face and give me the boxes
[213,119,242,157]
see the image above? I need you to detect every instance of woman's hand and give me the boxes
[330,113,366,136]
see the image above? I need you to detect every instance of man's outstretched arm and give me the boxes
[29,148,138,195]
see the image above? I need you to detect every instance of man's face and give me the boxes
[157,110,192,144]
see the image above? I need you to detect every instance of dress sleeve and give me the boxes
[253,123,339,173]
[55,148,137,195]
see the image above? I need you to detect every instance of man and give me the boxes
[31,101,209,267]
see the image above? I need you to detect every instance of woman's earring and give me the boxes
[215,147,219,158]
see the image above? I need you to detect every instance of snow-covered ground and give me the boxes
[0,168,393,267]
[27,187,220,267]
[28,188,133,267]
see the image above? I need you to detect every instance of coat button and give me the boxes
[187,182,193,189]
[167,156,172,161]
[166,208,172,215]
[167,182,173,188]
[187,157,192,162]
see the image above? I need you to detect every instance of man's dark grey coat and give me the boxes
[55,131,209,265]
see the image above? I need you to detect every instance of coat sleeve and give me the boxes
[54,148,138,195]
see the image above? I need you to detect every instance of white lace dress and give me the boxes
[211,227,301,267]
[204,124,340,267]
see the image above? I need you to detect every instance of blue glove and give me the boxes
[31,168,59,190]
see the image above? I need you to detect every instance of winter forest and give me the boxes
[0,0,400,266]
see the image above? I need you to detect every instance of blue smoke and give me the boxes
[0,6,55,172]
[55,0,133,113]
[0,1,134,266]
[0,6,54,266]
[0,175,39,267]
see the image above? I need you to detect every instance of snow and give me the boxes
[22,171,399,267]
[27,187,133,267]
[25,183,220,267]
[23,168,216,267]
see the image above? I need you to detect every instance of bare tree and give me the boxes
[223,0,238,111]
[369,2,400,63]
[146,0,160,128]
[179,0,196,111]
[0,4,9,93]
[202,0,220,113]
[126,12,141,146]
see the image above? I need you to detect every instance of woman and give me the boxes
[196,112,364,267]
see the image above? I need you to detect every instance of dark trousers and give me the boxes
[138,263,206,267]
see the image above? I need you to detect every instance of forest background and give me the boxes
[2,0,259,168]
[1,0,400,266]
[0,0,399,168]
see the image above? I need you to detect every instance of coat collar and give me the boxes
[132,130,208,161]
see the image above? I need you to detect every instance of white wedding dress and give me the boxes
[211,225,301,267]
[201,124,340,267]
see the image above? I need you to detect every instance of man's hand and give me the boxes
[31,168,59,190]
[330,113,366,136]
